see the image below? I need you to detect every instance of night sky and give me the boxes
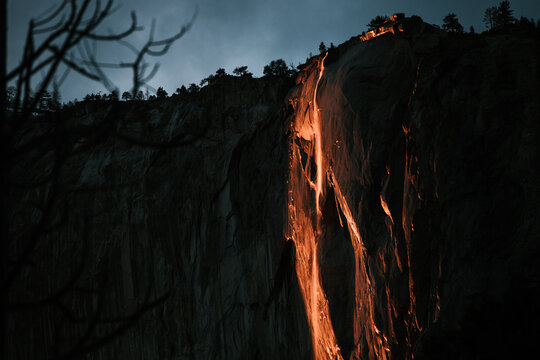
[7,0,540,101]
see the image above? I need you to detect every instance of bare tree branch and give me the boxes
[34,14,68,35]
[34,0,68,27]
[79,11,142,40]
[3,1,196,358]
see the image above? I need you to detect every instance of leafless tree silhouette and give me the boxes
[1,1,196,358]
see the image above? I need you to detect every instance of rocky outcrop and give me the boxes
[7,18,540,360]
[287,20,540,359]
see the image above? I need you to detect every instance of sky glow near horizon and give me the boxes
[7,0,540,100]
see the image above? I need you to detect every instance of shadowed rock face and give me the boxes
[8,77,314,359]
[7,20,540,359]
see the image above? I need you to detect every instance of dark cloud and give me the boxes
[7,0,540,100]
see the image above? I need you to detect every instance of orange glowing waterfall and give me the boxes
[286,53,342,359]
[313,54,326,219]
[287,52,389,359]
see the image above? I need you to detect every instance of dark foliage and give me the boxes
[515,16,536,30]
[122,91,132,101]
[187,83,200,93]
[176,85,187,95]
[442,13,464,33]
[109,89,119,101]
[496,1,515,27]
[135,90,145,100]
[367,15,389,31]
[263,59,291,77]
[484,6,499,30]
[484,1,516,30]
[233,65,252,77]
[156,86,168,99]
[200,68,228,86]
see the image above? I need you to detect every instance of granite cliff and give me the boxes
[7,17,540,359]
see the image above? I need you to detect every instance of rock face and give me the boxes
[7,19,540,359]
[8,77,312,359]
